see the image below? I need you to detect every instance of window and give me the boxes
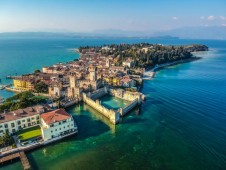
[36,116,39,120]
[62,120,66,124]
[50,124,54,127]
[55,129,57,131]
[0,125,2,128]
[11,123,15,128]
[17,121,21,125]
[60,128,61,130]
[27,118,30,122]
[22,120,25,122]
[4,124,8,128]
[51,131,53,133]
[12,129,16,133]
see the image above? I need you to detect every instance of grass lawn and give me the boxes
[16,125,41,142]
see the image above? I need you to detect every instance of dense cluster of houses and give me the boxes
[13,47,140,99]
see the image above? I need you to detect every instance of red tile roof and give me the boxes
[41,109,71,125]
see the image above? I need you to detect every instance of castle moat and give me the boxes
[99,95,130,110]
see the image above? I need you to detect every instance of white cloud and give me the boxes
[207,16,215,20]
[200,16,205,20]
[219,16,226,20]
[172,16,178,20]
[222,24,226,27]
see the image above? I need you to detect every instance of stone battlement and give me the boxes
[82,86,144,124]
[83,93,120,124]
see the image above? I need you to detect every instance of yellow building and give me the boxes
[104,77,121,86]
[113,77,121,86]
[14,78,35,91]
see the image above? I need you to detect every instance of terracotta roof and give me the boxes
[0,105,52,124]
[41,109,71,125]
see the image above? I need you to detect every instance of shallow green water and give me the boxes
[99,95,130,110]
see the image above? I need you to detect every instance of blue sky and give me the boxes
[0,0,226,33]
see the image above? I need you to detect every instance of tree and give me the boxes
[34,69,41,74]
[0,132,14,148]
[34,82,48,93]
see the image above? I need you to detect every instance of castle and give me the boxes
[67,66,103,99]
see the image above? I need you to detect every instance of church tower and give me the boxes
[89,67,97,81]
[69,74,76,88]
[106,58,110,68]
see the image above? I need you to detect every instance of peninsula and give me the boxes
[0,43,208,168]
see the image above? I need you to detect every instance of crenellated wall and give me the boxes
[109,88,142,104]
[83,87,144,124]
[83,93,120,124]
[88,86,108,100]
[119,99,138,116]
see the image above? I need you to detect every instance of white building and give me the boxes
[40,108,77,141]
[0,106,77,143]
[122,59,134,68]
[0,105,51,136]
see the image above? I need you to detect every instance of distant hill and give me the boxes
[0,26,225,40]
[153,26,226,40]
[0,31,178,39]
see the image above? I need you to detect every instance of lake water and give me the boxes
[0,38,225,170]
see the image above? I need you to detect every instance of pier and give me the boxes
[6,75,20,79]
[0,151,31,170]
[19,151,31,170]
[0,152,20,164]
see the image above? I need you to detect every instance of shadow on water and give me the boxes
[73,114,110,141]
[0,158,21,169]
[27,153,40,170]
[122,117,148,124]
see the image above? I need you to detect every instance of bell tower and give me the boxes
[69,73,76,88]
[106,58,110,68]
[89,67,97,81]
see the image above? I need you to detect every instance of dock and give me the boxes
[0,151,31,170]
[6,76,20,79]
[19,151,31,170]
[0,152,20,163]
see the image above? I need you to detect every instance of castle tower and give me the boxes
[89,67,97,81]
[106,58,110,68]
[69,74,76,88]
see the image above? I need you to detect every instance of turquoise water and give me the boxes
[99,95,130,110]
[0,38,226,169]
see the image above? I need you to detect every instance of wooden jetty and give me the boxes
[19,151,31,170]
[0,151,31,170]
[0,152,20,163]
